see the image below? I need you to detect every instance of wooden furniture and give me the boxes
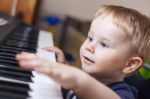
[0,0,38,24]
[60,16,91,49]
[60,16,91,67]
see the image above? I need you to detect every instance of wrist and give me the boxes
[73,70,89,91]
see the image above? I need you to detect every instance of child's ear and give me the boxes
[123,57,142,74]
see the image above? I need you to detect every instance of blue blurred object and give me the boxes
[42,15,62,26]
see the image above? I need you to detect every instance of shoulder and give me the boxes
[108,82,138,99]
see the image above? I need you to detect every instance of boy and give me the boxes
[16,5,150,99]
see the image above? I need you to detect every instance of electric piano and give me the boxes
[0,13,63,99]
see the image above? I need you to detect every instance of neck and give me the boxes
[91,74,125,85]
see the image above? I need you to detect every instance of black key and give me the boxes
[9,36,37,43]
[0,55,16,61]
[0,59,19,66]
[0,48,20,54]
[0,92,27,99]
[0,89,29,99]
[0,52,15,57]
[8,36,37,44]
[0,65,33,77]
[5,40,37,47]
[1,45,36,53]
[0,70,33,82]
[0,79,31,91]
[3,43,36,51]
[4,43,36,50]
[0,62,20,68]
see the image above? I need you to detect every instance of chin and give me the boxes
[82,69,93,74]
[82,64,94,74]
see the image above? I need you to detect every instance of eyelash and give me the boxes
[87,36,93,42]
[100,42,109,48]
[87,36,109,48]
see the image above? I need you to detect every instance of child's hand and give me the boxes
[16,52,120,99]
[42,46,68,64]
[16,52,84,89]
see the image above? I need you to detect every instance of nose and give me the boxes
[86,43,95,54]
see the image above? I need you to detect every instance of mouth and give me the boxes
[83,56,95,63]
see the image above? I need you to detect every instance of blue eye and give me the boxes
[87,37,93,42]
[100,42,108,48]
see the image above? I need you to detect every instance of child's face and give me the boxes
[80,16,132,78]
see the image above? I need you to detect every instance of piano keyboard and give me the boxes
[0,13,63,99]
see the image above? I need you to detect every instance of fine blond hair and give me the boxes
[94,5,150,63]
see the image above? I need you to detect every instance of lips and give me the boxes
[83,56,95,63]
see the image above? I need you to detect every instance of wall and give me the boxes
[38,0,150,67]
[39,0,150,20]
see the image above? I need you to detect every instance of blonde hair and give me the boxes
[94,5,150,62]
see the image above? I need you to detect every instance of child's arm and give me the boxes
[16,52,120,99]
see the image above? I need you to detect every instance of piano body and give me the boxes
[0,13,63,99]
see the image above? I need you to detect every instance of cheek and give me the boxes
[80,44,84,58]
[95,50,126,68]
[80,42,86,53]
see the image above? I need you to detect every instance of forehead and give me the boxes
[90,16,128,43]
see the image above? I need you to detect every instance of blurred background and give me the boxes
[0,1,150,98]
[0,0,150,67]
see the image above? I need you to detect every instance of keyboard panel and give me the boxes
[0,13,63,99]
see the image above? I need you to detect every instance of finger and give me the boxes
[16,52,37,61]
[42,46,61,53]
[56,52,65,63]
[34,62,61,74]
[34,63,63,84]
[42,47,65,63]
[42,46,55,52]
[51,47,65,63]
[18,58,43,69]
[34,65,53,75]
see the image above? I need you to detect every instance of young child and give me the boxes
[16,5,150,99]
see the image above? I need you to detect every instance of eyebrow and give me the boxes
[88,30,93,36]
